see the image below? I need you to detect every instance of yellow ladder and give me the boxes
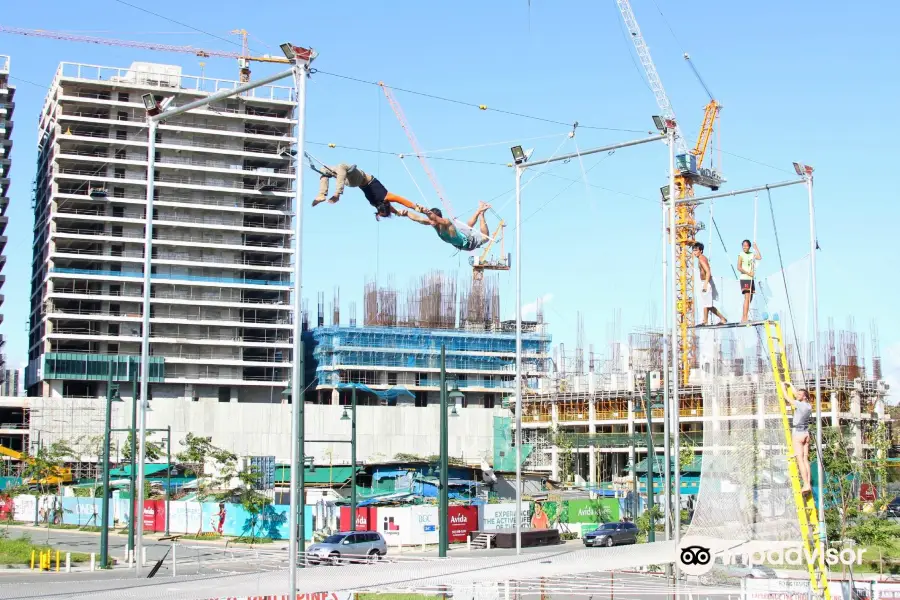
[764,319,830,599]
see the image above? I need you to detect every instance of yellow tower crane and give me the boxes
[615,2,724,384]
[0,26,293,82]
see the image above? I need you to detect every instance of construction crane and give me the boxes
[0,444,74,486]
[616,0,723,385]
[378,81,510,282]
[0,26,292,82]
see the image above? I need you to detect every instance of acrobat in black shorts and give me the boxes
[740,279,756,294]
[361,178,388,206]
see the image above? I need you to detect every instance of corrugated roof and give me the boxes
[109,463,171,477]
[275,465,359,485]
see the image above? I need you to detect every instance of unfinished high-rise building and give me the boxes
[0,55,12,377]
[26,61,295,402]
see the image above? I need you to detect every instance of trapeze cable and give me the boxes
[398,156,431,206]
[707,200,715,249]
[491,134,573,215]
[766,186,805,375]
[415,132,567,157]
[753,192,759,245]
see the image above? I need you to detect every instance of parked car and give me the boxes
[886,496,900,518]
[582,522,638,547]
[305,531,387,565]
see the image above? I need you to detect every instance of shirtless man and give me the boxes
[692,242,726,326]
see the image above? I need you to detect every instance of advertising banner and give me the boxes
[339,506,378,532]
[564,498,620,524]
[13,495,35,522]
[479,502,531,531]
[448,505,478,543]
[377,506,412,546]
[60,497,114,527]
[410,505,438,545]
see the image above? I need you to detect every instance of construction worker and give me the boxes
[312,163,418,218]
[783,382,813,494]
[399,202,491,252]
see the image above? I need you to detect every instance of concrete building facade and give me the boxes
[0,55,13,375]
[26,61,296,402]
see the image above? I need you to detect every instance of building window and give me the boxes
[118,92,130,103]
[388,372,398,386]
[115,149,127,160]
[484,394,496,409]
[116,130,127,140]
[218,387,231,403]
[107,343,119,354]
[117,111,129,122]
[414,392,428,408]
[114,167,125,179]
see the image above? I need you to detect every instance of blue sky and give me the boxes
[1,1,898,395]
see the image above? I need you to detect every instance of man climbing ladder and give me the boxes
[782,381,813,493]
[400,202,492,252]
[312,162,420,219]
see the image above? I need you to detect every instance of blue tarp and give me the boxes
[336,383,414,400]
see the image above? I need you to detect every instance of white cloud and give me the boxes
[510,293,554,320]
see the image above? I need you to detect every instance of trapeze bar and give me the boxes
[520,133,666,169]
[675,178,807,206]
[691,319,769,330]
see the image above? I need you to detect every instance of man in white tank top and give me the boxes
[737,239,762,322]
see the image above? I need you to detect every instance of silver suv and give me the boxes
[306,531,388,565]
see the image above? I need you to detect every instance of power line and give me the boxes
[100,3,649,135]
[316,70,648,133]
[111,0,245,50]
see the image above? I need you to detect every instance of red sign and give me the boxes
[447,506,478,543]
[860,483,877,501]
[0,496,13,521]
[142,500,157,531]
[339,507,377,531]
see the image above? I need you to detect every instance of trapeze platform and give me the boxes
[691,319,769,330]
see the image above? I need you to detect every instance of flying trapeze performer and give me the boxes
[312,162,420,219]
[782,381,813,493]
[399,202,492,252]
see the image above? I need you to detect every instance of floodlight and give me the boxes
[142,94,156,111]
[652,115,666,132]
[280,43,296,60]
[510,145,527,165]
[660,185,671,202]
[793,162,814,177]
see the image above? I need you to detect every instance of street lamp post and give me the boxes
[165,426,171,536]
[640,372,665,543]
[438,345,462,558]
[128,360,137,559]
[341,388,358,531]
[100,365,122,569]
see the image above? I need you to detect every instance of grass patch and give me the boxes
[179,532,223,541]
[230,537,274,544]
[0,534,93,567]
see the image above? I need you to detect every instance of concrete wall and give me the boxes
[25,396,500,465]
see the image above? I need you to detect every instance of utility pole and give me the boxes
[439,345,449,558]
[350,387,357,531]
[99,365,117,569]
[643,372,656,543]
[165,425,171,536]
[128,362,137,559]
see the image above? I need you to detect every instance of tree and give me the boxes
[121,432,164,463]
[17,441,74,541]
[216,463,271,546]
[176,433,236,501]
[549,427,575,484]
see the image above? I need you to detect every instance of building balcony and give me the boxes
[56,151,295,178]
[48,309,291,329]
[55,188,289,214]
[49,267,292,289]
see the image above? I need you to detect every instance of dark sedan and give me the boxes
[582,522,638,547]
